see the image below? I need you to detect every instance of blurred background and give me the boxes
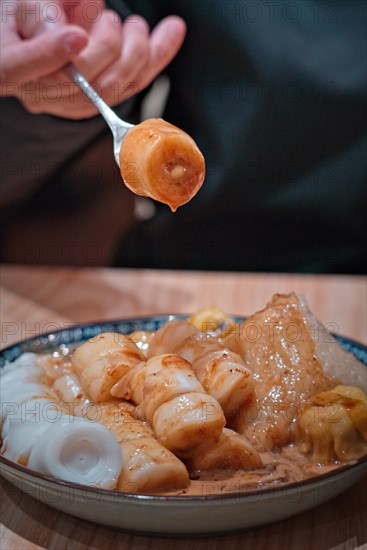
[1,0,366,273]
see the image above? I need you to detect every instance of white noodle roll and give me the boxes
[53,373,90,416]
[117,354,225,458]
[28,417,122,489]
[1,352,38,373]
[0,355,56,425]
[1,353,46,395]
[185,428,263,471]
[1,398,64,464]
[99,403,189,492]
[72,332,145,402]
[1,384,55,425]
[147,320,197,358]
[175,333,255,417]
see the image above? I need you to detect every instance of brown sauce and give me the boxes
[163,445,339,497]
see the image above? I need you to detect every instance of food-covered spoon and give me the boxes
[65,64,205,211]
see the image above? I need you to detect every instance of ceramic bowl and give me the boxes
[1,316,366,536]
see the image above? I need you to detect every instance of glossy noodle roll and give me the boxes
[148,320,255,418]
[72,332,145,403]
[110,353,226,458]
[119,118,205,212]
[176,332,255,418]
[98,402,189,492]
[52,372,91,416]
[147,319,197,358]
[128,330,154,356]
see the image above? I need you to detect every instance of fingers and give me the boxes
[1,7,186,119]
[138,16,186,90]
[119,15,151,77]
[15,0,68,38]
[149,16,187,74]
[82,14,186,106]
[74,10,124,80]
[61,0,106,33]
[0,26,89,89]
[94,15,151,103]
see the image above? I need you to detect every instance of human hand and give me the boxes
[0,0,186,118]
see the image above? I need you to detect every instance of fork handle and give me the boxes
[63,63,131,133]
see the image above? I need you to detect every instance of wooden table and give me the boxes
[1,265,366,550]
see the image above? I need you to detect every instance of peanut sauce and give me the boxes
[163,446,339,497]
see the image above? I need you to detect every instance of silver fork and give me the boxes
[64,63,134,166]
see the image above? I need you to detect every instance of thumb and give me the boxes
[1,26,88,89]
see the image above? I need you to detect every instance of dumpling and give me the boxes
[188,306,236,337]
[295,385,367,463]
